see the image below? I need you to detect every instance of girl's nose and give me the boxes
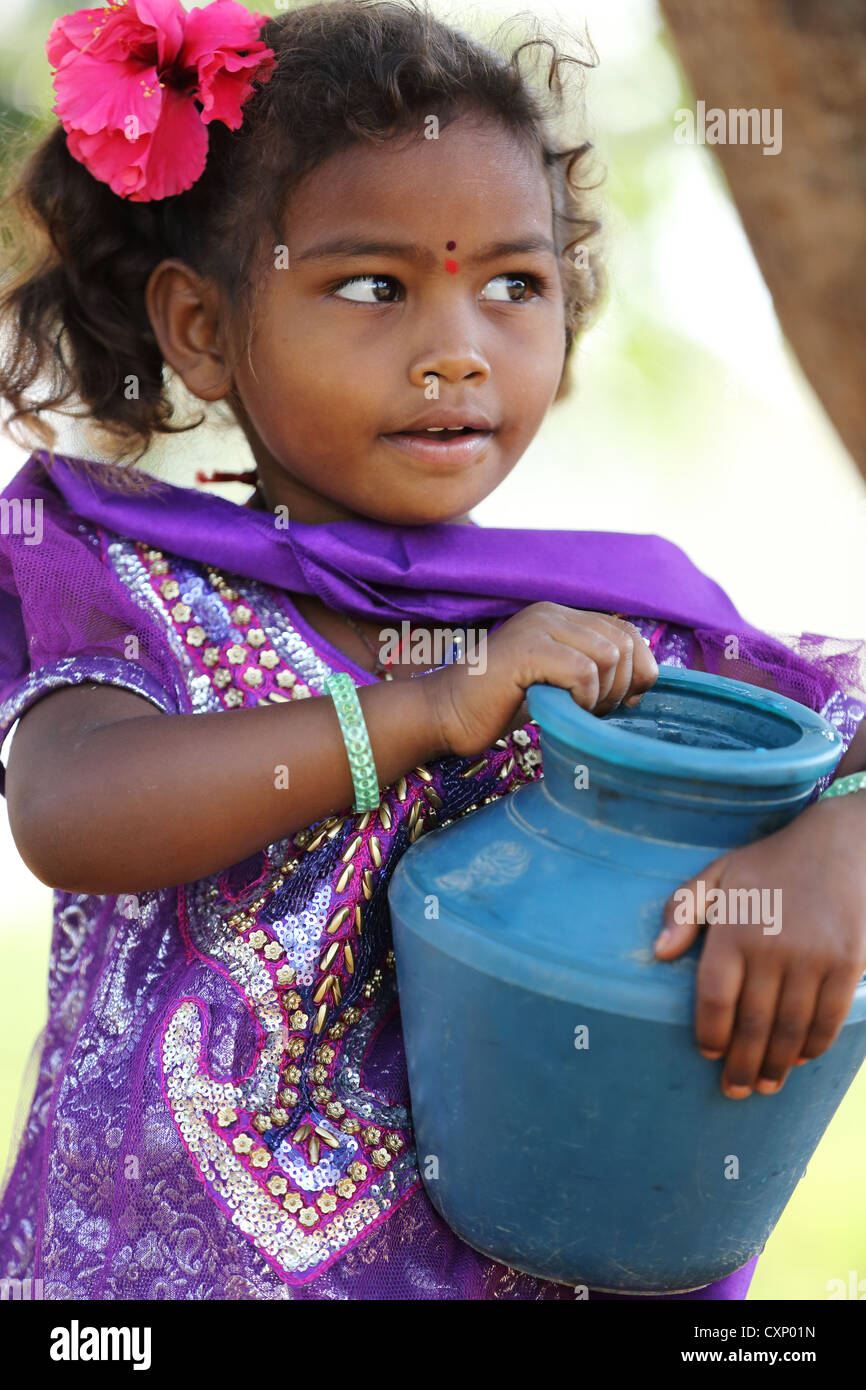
[409,351,491,389]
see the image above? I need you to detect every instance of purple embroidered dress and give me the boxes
[0,454,863,1300]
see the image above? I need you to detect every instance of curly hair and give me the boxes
[0,0,604,490]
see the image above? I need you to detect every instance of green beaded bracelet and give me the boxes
[324,671,380,812]
[819,770,866,801]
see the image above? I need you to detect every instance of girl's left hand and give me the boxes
[653,793,866,1098]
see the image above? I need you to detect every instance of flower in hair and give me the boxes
[46,0,276,202]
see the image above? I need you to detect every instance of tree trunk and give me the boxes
[657,0,866,478]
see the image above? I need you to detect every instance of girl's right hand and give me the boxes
[430,603,659,759]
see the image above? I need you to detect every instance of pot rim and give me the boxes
[525,665,843,786]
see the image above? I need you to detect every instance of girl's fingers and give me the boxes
[615,618,659,695]
[656,860,726,959]
[545,607,657,710]
[719,966,785,1098]
[752,967,822,1093]
[547,623,626,710]
[592,632,634,713]
[581,616,648,712]
[693,942,745,1061]
[798,965,863,1062]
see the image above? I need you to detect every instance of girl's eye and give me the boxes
[331,275,401,304]
[480,272,546,303]
[332,271,547,304]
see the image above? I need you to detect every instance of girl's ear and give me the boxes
[145,259,233,402]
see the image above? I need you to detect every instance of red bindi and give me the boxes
[445,241,458,273]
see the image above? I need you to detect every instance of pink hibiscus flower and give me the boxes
[47,0,276,201]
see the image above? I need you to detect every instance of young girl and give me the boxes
[0,0,864,1301]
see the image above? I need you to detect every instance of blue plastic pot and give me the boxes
[388,665,866,1292]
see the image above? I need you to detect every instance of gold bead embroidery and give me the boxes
[335,862,354,893]
[312,976,335,1006]
[319,943,339,972]
[325,905,351,935]
[153,560,447,1276]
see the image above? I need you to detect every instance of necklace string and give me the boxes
[340,613,404,680]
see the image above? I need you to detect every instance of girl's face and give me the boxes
[230,112,567,526]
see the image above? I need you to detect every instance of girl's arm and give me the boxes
[5,675,452,895]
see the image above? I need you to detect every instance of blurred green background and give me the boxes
[0,0,864,1300]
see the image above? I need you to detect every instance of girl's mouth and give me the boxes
[380,427,494,465]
